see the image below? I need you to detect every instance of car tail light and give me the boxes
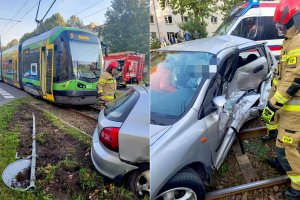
[99,127,119,152]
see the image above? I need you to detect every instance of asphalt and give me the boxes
[0,82,29,106]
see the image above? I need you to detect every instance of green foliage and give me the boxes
[67,15,84,28]
[159,0,217,21]
[19,13,67,43]
[58,157,79,172]
[39,106,91,147]
[178,18,208,39]
[79,168,103,190]
[102,0,150,76]
[244,140,269,161]
[2,39,19,51]
[45,165,58,182]
[150,38,161,49]
[219,163,229,173]
[0,98,48,200]
[218,0,246,19]
[36,132,47,145]
[102,0,149,54]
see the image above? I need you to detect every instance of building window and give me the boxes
[211,16,218,24]
[182,16,188,23]
[150,15,154,23]
[164,15,173,24]
[151,32,157,39]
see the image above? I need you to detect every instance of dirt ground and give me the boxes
[30,99,98,135]
[9,103,138,200]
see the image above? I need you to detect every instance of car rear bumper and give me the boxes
[91,127,137,179]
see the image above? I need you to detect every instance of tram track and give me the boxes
[67,108,98,121]
[206,125,287,199]
[206,175,289,199]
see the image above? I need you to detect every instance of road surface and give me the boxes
[0,82,28,106]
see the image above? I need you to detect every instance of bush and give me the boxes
[178,18,208,39]
[150,38,161,49]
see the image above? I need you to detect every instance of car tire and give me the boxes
[128,165,150,197]
[156,167,205,200]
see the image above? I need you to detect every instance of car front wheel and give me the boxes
[156,168,205,200]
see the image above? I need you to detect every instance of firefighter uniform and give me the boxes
[263,34,293,141]
[97,71,117,105]
[268,26,300,192]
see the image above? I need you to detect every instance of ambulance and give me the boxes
[214,0,283,59]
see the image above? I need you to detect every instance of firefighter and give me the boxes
[261,0,300,199]
[97,60,118,106]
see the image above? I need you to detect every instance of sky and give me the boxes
[0,0,112,46]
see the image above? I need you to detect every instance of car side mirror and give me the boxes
[213,96,226,111]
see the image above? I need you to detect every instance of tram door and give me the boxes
[41,44,54,101]
[12,52,18,86]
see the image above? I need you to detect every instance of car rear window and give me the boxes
[104,88,140,122]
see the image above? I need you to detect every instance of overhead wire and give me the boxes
[74,0,106,16]
[0,0,29,34]
[0,17,21,22]
[81,7,108,20]
[3,1,39,37]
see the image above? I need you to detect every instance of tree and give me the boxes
[2,39,19,51]
[159,0,217,22]
[178,19,208,39]
[35,13,66,35]
[150,38,161,49]
[102,0,150,75]
[20,13,67,43]
[67,15,84,28]
[102,0,149,54]
[218,0,245,19]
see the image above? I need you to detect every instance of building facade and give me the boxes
[150,0,224,43]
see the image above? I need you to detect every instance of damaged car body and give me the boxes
[91,86,150,197]
[150,35,277,199]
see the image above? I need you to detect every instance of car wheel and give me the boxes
[156,168,205,200]
[128,165,150,197]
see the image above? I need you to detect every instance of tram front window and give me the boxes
[70,40,101,83]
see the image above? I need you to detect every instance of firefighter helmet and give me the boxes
[107,60,119,70]
[274,0,300,34]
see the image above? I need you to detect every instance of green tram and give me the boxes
[1,26,103,105]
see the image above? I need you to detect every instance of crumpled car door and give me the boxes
[214,56,270,168]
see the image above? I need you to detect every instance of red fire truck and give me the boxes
[103,52,145,85]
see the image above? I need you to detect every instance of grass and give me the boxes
[218,163,229,173]
[244,140,269,161]
[36,106,91,147]
[0,97,142,200]
[36,132,47,145]
[79,168,103,190]
[0,98,49,200]
[58,156,79,172]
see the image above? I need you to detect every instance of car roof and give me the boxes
[133,85,149,94]
[158,35,255,54]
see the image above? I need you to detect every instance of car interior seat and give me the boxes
[245,54,258,64]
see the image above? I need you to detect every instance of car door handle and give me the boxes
[253,65,264,73]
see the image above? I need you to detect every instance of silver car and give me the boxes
[91,86,150,197]
[150,35,277,199]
